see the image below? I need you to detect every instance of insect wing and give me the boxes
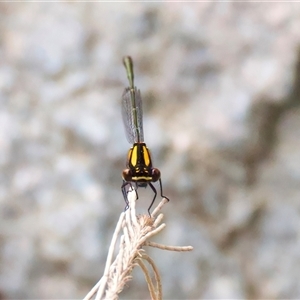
[121,87,144,143]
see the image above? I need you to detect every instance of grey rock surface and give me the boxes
[0,3,300,299]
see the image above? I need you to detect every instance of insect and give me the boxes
[121,56,169,215]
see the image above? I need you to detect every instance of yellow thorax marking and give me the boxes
[132,176,152,181]
[143,145,150,166]
[131,145,138,166]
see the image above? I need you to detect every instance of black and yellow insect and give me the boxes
[121,56,169,215]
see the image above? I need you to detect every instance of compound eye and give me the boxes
[151,168,161,182]
[122,169,132,181]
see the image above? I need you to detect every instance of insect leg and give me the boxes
[148,182,157,216]
[159,178,169,202]
[121,180,130,210]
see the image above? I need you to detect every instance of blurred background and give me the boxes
[0,2,300,299]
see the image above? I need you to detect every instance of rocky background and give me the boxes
[1,2,300,299]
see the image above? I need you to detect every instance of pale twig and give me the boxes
[136,257,159,300]
[128,188,139,228]
[139,224,166,246]
[83,189,193,300]
[151,197,169,218]
[137,254,163,300]
[95,213,125,300]
[153,213,164,228]
[144,241,194,252]
[139,253,162,300]
[83,213,125,300]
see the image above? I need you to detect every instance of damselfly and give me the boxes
[121,56,169,215]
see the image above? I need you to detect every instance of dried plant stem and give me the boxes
[144,241,194,252]
[83,189,193,300]
[96,213,125,299]
[136,254,162,300]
